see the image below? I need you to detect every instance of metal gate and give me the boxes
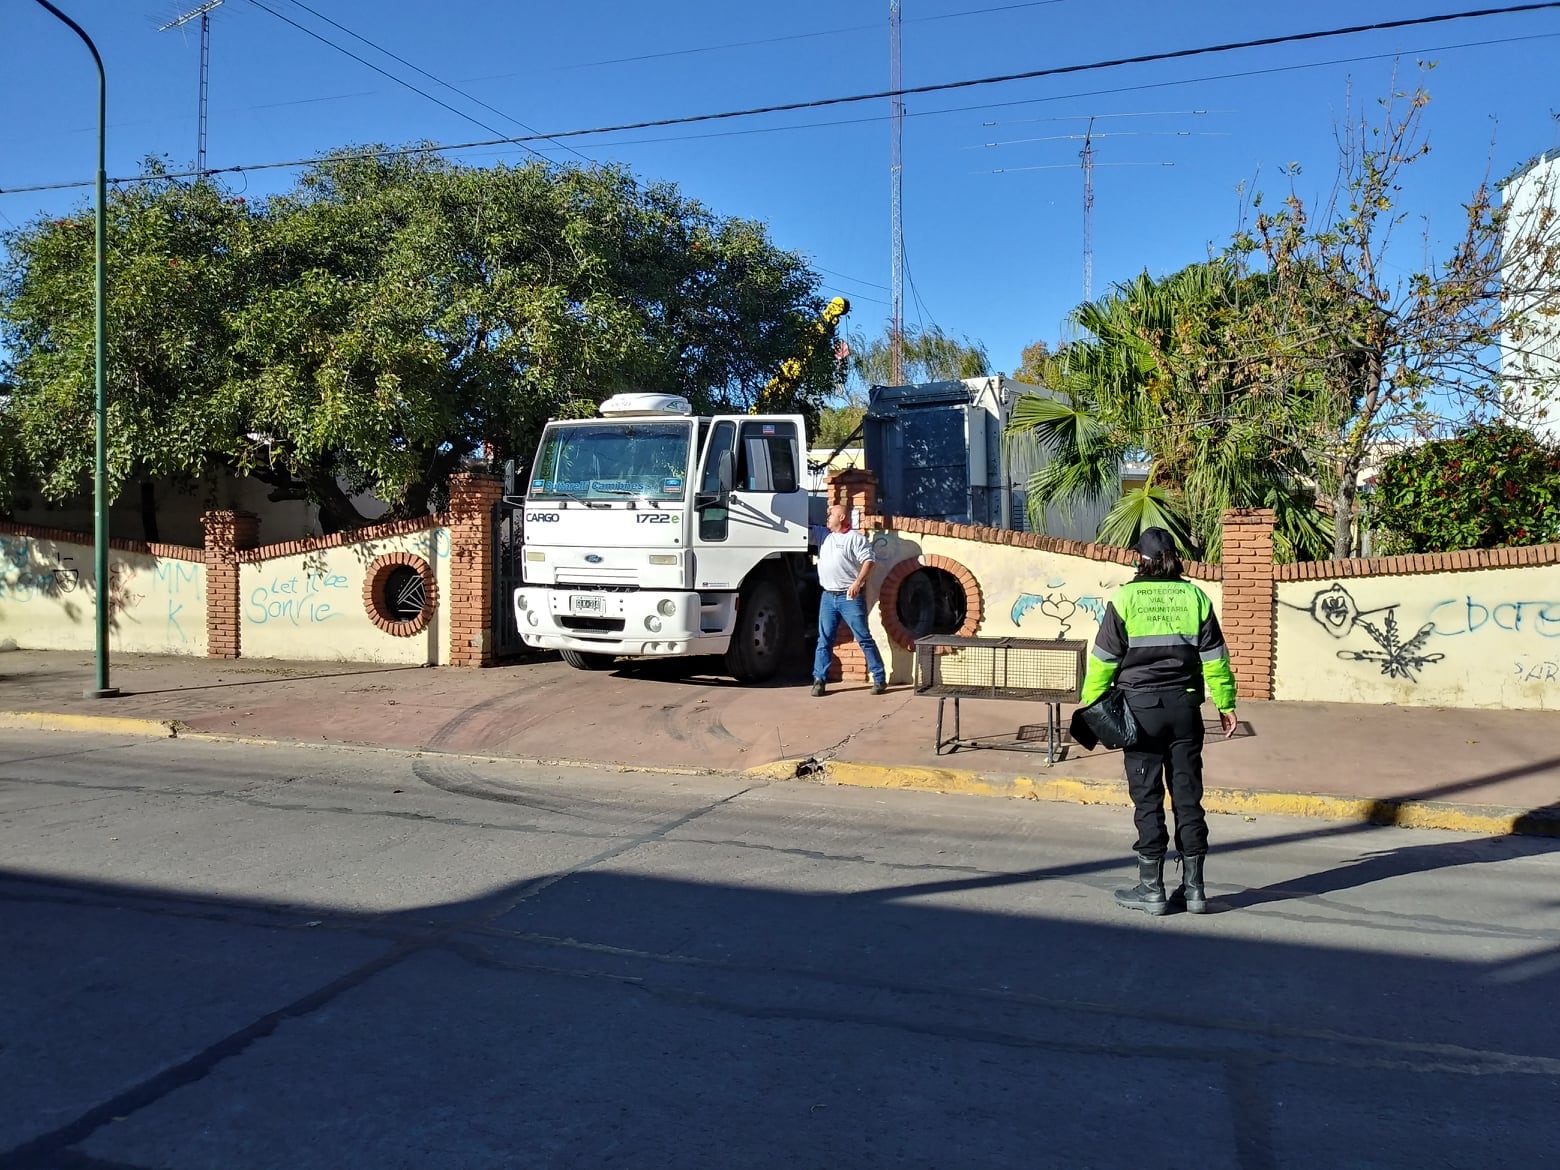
[491,499,526,659]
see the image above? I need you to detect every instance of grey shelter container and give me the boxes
[862,375,1118,540]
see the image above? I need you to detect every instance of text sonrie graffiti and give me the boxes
[246,572,348,626]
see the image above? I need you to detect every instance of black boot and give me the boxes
[1113,854,1168,916]
[1178,854,1208,914]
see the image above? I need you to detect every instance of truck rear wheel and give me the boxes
[561,649,617,671]
[725,577,790,682]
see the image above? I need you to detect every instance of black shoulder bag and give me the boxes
[1068,688,1139,752]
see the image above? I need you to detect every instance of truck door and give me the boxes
[693,417,806,587]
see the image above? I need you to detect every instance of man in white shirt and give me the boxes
[809,504,887,696]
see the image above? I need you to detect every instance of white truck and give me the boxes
[512,392,825,681]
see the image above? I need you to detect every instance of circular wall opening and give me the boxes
[894,566,968,642]
[381,565,426,622]
[363,553,438,636]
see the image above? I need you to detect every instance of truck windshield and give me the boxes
[529,421,693,502]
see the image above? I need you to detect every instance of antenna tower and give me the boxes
[159,0,226,178]
[889,0,904,384]
[1081,117,1096,302]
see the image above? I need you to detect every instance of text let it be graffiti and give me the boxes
[247,572,348,627]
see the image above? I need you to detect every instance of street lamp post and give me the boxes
[32,0,117,698]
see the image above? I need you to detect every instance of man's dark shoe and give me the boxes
[871,678,887,695]
[1176,854,1208,914]
[1114,854,1169,916]
[810,680,826,697]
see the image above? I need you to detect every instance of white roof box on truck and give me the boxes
[598,393,692,418]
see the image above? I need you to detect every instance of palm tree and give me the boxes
[1004,263,1333,562]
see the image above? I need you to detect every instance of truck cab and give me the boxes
[513,393,820,681]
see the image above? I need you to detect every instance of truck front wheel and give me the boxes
[725,577,791,682]
[561,649,617,671]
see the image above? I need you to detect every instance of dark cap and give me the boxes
[1133,527,1177,558]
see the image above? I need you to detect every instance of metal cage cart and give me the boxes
[913,636,1087,763]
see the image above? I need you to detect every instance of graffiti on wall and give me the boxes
[152,560,200,642]
[1011,577,1108,640]
[246,570,349,626]
[1426,596,1560,638]
[1285,582,1445,683]
[0,537,79,606]
[0,536,202,643]
[1514,659,1559,683]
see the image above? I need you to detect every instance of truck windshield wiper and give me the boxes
[543,489,609,509]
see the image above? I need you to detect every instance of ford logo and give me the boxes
[584,554,604,564]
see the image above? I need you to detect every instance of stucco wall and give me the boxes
[0,532,207,655]
[239,527,452,664]
[1275,566,1560,709]
[863,527,1224,684]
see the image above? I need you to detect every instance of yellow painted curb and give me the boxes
[750,758,1560,837]
[0,711,179,738]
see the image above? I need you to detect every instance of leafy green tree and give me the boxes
[1,151,834,530]
[0,168,252,514]
[1366,422,1560,552]
[1013,340,1068,391]
[813,392,866,449]
[845,322,990,388]
[1005,263,1333,562]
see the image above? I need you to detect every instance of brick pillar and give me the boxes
[829,625,870,682]
[446,471,504,666]
[1220,508,1276,701]
[823,469,879,683]
[827,468,878,519]
[201,510,259,660]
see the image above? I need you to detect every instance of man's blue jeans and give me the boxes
[814,590,886,685]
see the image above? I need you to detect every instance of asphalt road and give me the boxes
[2,730,1557,1170]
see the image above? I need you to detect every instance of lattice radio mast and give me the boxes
[889,0,905,384]
[159,0,226,179]
[1081,116,1096,302]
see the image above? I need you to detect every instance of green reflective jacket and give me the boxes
[1079,577,1237,713]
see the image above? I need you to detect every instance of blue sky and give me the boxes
[4,1,1559,384]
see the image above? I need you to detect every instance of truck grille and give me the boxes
[559,617,626,633]
[558,567,639,587]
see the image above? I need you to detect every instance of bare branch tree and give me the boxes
[1228,68,1560,557]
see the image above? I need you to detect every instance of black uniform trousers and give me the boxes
[1122,688,1209,859]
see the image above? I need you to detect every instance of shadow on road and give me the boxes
[4,825,1558,1169]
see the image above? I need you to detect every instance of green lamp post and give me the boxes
[32,0,117,698]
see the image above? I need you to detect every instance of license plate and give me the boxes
[570,594,604,615]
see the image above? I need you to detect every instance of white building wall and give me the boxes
[1500,148,1560,441]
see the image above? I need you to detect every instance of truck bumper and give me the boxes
[514,587,733,657]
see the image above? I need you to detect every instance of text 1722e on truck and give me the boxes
[513,393,826,681]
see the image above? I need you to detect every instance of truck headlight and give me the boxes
[516,595,528,612]
[657,599,676,617]
[645,615,662,633]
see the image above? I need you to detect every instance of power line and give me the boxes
[5,9,1559,196]
[447,4,1560,145]
[242,0,553,163]
[814,264,891,291]
[271,0,593,164]
[467,1,1068,77]
[983,108,1220,127]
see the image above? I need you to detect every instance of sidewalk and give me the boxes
[1,649,1556,835]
